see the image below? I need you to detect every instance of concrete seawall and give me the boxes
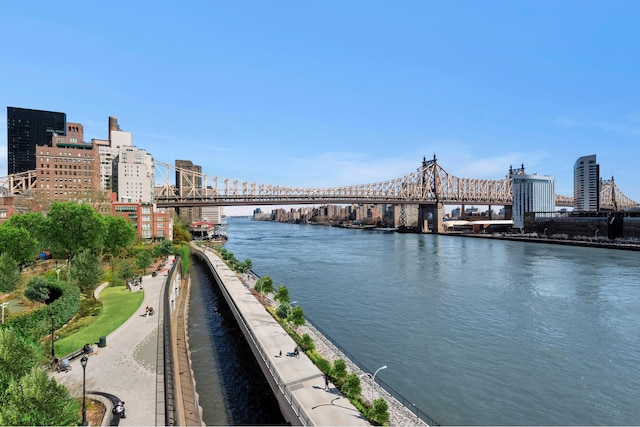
[191,243,370,426]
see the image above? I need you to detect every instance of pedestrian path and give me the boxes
[193,245,370,426]
[52,257,174,426]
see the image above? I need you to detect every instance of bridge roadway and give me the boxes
[192,243,371,426]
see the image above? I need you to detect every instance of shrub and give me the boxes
[4,280,80,342]
[342,373,362,399]
[300,333,315,351]
[331,359,347,386]
[369,398,390,425]
[315,357,331,374]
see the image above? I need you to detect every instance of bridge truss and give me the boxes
[0,170,37,198]
[153,156,638,209]
[1,157,636,210]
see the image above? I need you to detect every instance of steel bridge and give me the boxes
[1,156,636,210]
[151,155,637,210]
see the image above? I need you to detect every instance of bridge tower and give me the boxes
[417,155,445,233]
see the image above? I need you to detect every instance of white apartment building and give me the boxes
[113,146,155,203]
[93,117,133,192]
[512,174,556,229]
[574,154,600,211]
[201,205,224,224]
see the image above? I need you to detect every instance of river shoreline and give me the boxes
[258,218,640,251]
[445,232,640,251]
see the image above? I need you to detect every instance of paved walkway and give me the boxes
[239,260,431,426]
[52,257,174,426]
[195,245,370,426]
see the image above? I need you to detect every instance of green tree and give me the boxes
[114,259,135,286]
[236,258,252,273]
[152,239,174,257]
[289,305,306,327]
[0,252,21,293]
[331,359,348,385]
[342,373,361,399]
[369,398,390,425]
[24,276,50,309]
[274,285,290,304]
[45,202,106,260]
[135,250,152,274]
[254,275,274,294]
[5,212,48,250]
[102,215,136,258]
[254,275,274,305]
[300,333,315,351]
[172,215,191,243]
[0,366,80,426]
[70,249,104,292]
[276,303,289,320]
[0,328,40,393]
[0,225,39,265]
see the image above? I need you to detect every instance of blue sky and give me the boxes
[3,1,639,215]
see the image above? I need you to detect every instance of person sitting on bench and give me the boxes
[59,358,71,372]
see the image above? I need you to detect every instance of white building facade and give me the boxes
[573,154,600,211]
[512,174,556,229]
[113,146,155,203]
[93,117,134,192]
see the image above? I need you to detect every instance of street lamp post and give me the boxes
[1,302,8,324]
[80,355,88,426]
[370,365,388,403]
[595,229,600,238]
[50,312,56,359]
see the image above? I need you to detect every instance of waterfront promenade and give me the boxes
[194,244,371,426]
[239,268,430,426]
[52,257,175,426]
[50,245,428,426]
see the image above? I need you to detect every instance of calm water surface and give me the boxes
[188,257,287,425]
[206,217,640,426]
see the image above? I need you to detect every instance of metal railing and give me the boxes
[193,246,314,425]
[163,258,179,425]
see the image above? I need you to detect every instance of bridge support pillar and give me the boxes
[418,203,445,233]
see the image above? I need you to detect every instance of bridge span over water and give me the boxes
[1,156,636,231]
[153,155,636,211]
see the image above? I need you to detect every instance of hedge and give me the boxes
[2,280,81,343]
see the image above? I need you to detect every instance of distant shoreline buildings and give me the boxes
[4,105,638,240]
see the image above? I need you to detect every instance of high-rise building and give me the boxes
[512,173,556,229]
[113,146,155,203]
[201,203,223,224]
[34,122,101,205]
[574,155,600,211]
[7,106,66,174]
[93,116,133,192]
[175,159,202,223]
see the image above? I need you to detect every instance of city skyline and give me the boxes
[3,1,639,216]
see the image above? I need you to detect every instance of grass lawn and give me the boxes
[54,287,144,357]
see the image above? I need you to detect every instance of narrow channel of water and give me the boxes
[187,256,287,425]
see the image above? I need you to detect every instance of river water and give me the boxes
[190,217,640,426]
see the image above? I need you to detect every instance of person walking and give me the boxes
[324,374,329,391]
